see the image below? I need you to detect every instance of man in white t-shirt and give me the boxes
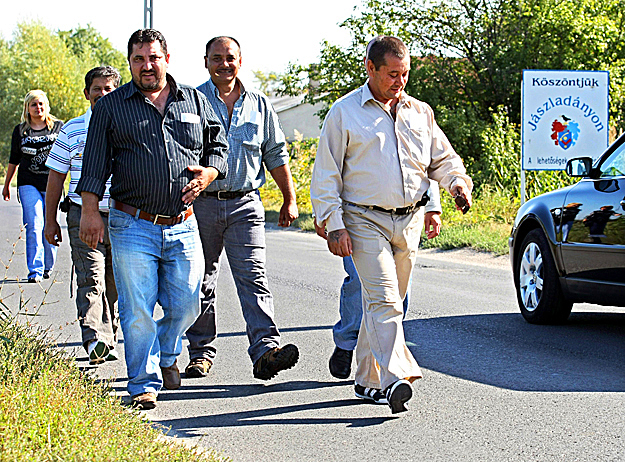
[44,66,121,365]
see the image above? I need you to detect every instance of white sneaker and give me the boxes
[354,383,388,404]
[87,340,109,365]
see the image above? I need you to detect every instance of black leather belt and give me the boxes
[110,199,192,225]
[345,202,418,215]
[345,192,429,216]
[200,190,254,200]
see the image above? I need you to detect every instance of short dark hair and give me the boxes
[84,66,121,91]
[366,36,409,69]
[127,29,167,60]
[205,36,241,56]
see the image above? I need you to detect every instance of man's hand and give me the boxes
[79,192,104,249]
[451,183,472,213]
[268,164,298,228]
[79,210,104,249]
[182,166,219,204]
[2,185,10,201]
[424,211,441,239]
[45,220,62,246]
[314,219,327,240]
[327,228,352,257]
[278,198,298,227]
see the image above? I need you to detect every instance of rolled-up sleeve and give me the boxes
[75,103,111,199]
[260,100,288,171]
[310,106,347,232]
[200,95,228,179]
[427,113,473,194]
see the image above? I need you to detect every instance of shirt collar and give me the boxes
[360,80,408,108]
[84,107,92,127]
[207,77,247,100]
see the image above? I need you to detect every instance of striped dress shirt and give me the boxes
[46,108,111,210]
[196,78,288,192]
[76,74,228,217]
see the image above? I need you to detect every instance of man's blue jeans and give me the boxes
[18,185,57,279]
[333,255,410,351]
[186,191,280,365]
[108,208,203,397]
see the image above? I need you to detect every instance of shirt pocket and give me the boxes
[403,113,431,166]
[233,120,261,150]
[173,115,202,151]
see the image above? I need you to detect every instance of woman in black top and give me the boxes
[2,90,63,282]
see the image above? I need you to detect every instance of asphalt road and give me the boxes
[1,190,623,462]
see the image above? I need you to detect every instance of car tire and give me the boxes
[515,228,573,324]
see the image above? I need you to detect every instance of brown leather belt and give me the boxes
[110,199,193,225]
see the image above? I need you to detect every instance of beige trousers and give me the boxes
[343,203,423,390]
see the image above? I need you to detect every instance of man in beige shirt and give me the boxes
[311,36,473,414]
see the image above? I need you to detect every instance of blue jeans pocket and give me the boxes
[108,209,134,230]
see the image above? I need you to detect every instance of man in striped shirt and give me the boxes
[76,29,228,410]
[45,66,121,366]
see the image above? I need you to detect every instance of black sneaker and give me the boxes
[253,344,299,380]
[385,379,413,414]
[43,271,51,280]
[354,383,388,404]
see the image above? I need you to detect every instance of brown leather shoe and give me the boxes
[185,357,212,378]
[253,344,299,380]
[161,360,181,390]
[131,392,157,410]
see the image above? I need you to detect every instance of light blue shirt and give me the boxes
[197,78,289,192]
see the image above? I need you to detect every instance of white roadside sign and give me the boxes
[522,69,609,170]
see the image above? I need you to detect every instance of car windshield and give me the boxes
[598,139,625,178]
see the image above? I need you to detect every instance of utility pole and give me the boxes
[144,0,153,28]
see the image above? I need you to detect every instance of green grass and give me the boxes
[0,318,227,462]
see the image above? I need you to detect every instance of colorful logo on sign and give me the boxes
[551,116,580,150]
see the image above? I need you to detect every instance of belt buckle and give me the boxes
[152,213,162,225]
[217,191,227,200]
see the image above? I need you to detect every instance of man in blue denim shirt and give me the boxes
[185,36,299,381]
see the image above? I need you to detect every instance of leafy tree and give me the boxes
[0,22,129,171]
[253,70,284,96]
[281,0,625,191]
[58,25,130,84]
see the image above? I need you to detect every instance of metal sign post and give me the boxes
[144,0,153,28]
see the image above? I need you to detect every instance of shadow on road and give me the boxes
[159,397,395,434]
[404,311,625,393]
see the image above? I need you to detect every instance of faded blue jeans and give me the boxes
[333,255,410,351]
[108,208,203,397]
[186,191,280,365]
[18,185,57,279]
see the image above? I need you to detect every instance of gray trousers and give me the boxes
[67,204,119,350]
[185,191,281,364]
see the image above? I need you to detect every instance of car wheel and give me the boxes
[515,228,573,324]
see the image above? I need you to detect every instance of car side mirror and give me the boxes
[566,157,593,177]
